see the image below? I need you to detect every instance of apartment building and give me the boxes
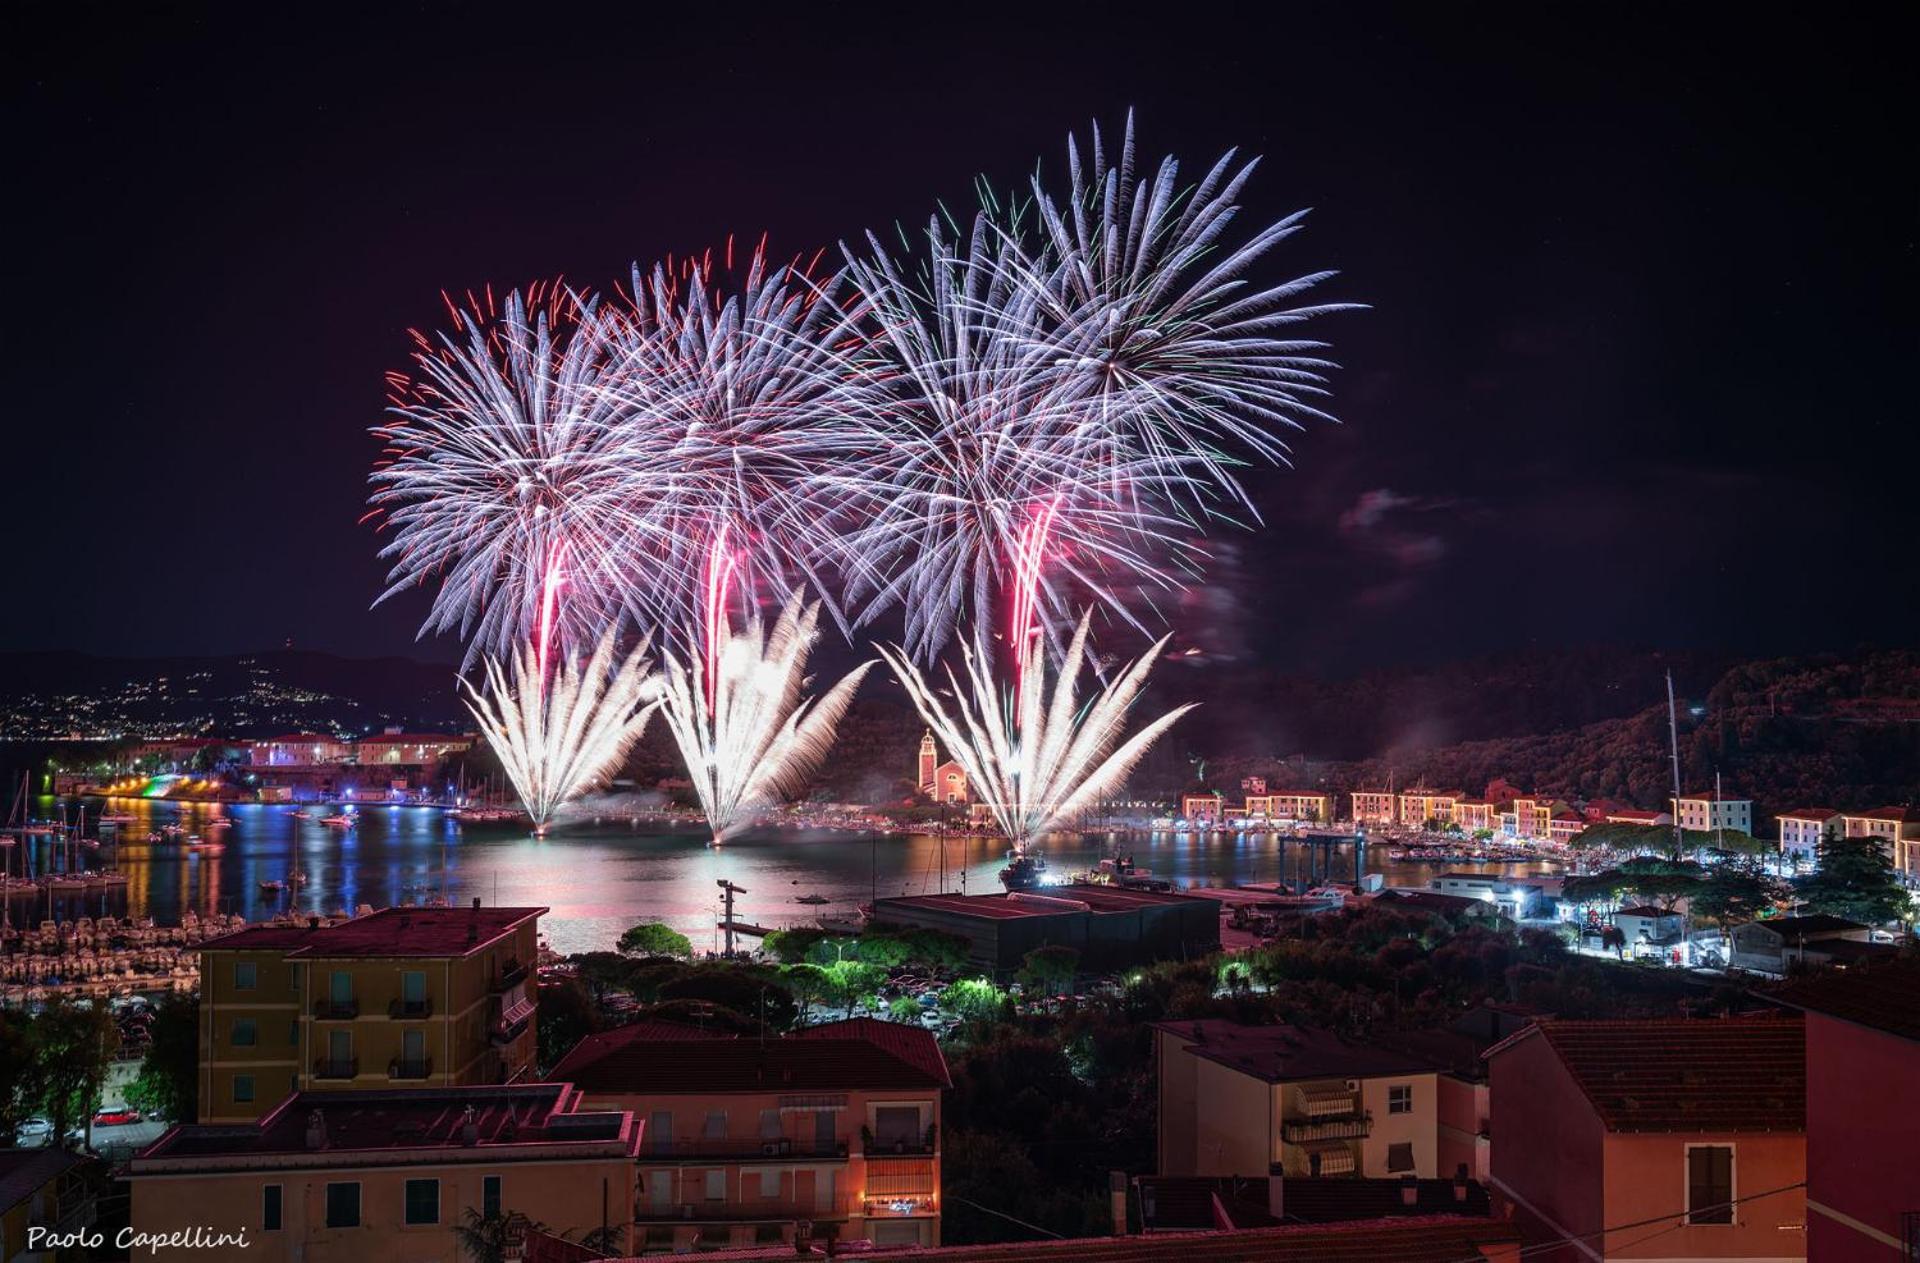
[1350,791,1396,827]
[1154,1021,1443,1182]
[551,1017,951,1252]
[1452,800,1495,833]
[1776,808,1842,865]
[1397,789,1462,828]
[1602,808,1671,827]
[1242,791,1335,823]
[1840,806,1920,876]
[126,1083,641,1262]
[1486,1016,1806,1262]
[1670,791,1755,836]
[197,903,543,1122]
[1181,793,1224,823]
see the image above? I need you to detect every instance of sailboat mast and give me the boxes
[1666,671,1685,857]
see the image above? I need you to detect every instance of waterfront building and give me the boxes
[1396,789,1462,828]
[1485,1015,1806,1262]
[871,885,1221,973]
[1242,791,1334,823]
[551,1018,950,1251]
[355,730,472,768]
[1728,915,1873,975]
[1428,874,1546,918]
[1154,1021,1447,1181]
[127,1083,640,1261]
[1181,792,1224,823]
[916,731,970,804]
[247,733,355,767]
[1609,905,1685,954]
[1508,797,1559,840]
[1670,790,1754,836]
[1601,807,1671,827]
[1452,799,1495,833]
[1770,962,1920,1259]
[1545,811,1585,844]
[196,903,543,1123]
[1777,808,1842,865]
[1350,790,1396,827]
[1839,806,1920,875]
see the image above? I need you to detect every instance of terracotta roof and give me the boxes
[1768,960,1920,1043]
[1487,1015,1804,1133]
[0,1148,85,1215]
[1844,805,1919,823]
[552,1017,951,1094]
[1154,1021,1442,1083]
[1674,791,1748,802]
[1743,914,1866,938]
[198,924,327,951]
[1373,890,1485,916]
[641,1218,1521,1263]
[356,732,470,743]
[1776,807,1841,821]
[1605,809,1666,822]
[292,905,542,958]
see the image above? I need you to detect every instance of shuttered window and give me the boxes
[1686,1146,1733,1225]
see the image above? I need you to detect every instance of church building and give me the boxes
[918,731,970,804]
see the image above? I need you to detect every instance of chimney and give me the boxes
[305,1108,327,1150]
[1267,1163,1284,1220]
[472,896,481,910]
[460,1104,479,1146]
[1453,1163,1470,1203]
[1108,1170,1127,1236]
[1399,1174,1419,1207]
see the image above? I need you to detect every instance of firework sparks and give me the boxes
[878,612,1195,850]
[649,596,873,846]
[461,630,659,834]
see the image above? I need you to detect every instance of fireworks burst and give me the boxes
[649,596,873,846]
[877,612,1195,850]
[461,630,659,833]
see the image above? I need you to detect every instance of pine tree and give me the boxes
[1794,833,1913,925]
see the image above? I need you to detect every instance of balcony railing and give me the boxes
[492,959,530,992]
[640,1137,848,1162]
[1282,1114,1372,1144]
[634,1198,849,1223]
[388,997,433,1019]
[862,1137,936,1157]
[490,1014,532,1047]
[311,1057,358,1080]
[387,1057,433,1081]
[313,998,358,1020]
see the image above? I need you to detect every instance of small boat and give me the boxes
[999,849,1047,892]
[290,810,314,820]
[259,880,288,893]
[319,815,355,828]
[793,893,830,905]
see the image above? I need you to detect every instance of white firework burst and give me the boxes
[461,629,658,833]
[877,611,1195,850]
[649,596,873,846]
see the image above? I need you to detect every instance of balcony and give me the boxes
[387,1057,433,1081]
[634,1198,849,1223]
[862,1136,936,1158]
[639,1137,849,1163]
[490,1014,532,1047]
[313,998,359,1020]
[491,959,530,992]
[1282,1114,1372,1144]
[388,997,434,1019]
[311,1057,358,1080]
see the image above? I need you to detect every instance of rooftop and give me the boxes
[1136,1176,1492,1232]
[1776,807,1841,820]
[1743,914,1866,938]
[874,884,1218,921]
[1154,1020,1442,1084]
[200,904,544,958]
[1674,790,1749,802]
[1371,890,1485,916]
[1486,1015,1804,1133]
[1614,905,1678,918]
[0,1147,86,1215]
[1768,960,1920,1043]
[130,1083,635,1172]
[551,1016,952,1095]
[1844,805,1919,823]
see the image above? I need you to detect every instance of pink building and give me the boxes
[1772,962,1920,1259]
[1840,807,1920,876]
[248,733,353,767]
[551,1018,950,1252]
[1486,1015,1806,1261]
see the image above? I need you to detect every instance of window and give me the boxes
[325,1182,361,1228]
[404,1178,440,1226]
[329,971,353,1004]
[262,1184,283,1232]
[1388,1084,1413,1115]
[1386,1142,1415,1173]
[234,961,257,991]
[233,1075,255,1104]
[648,1110,673,1154]
[703,1110,727,1139]
[759,1108,782,1139]
[875,1106,920,1146]
[232,1019,257,1047]
[704,1170,725,1201]
[402,970,427,1010]
[482,1175,502,1220]
[814,1109,836,1149]
[1687,1145,1734,1225]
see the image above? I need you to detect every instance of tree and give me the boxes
[1017,946,1080,997]
[1690,864,1784,933]
[125,994,198,1123]
[888,996,923,1024]
[0,1009,32,1143]
[535,979,600,1073]
[818,961,887,1019]
[23,997,120,1148]
[616,922,692,959]
[453,1209,542,1263]
[1599,925,1627,959]
[940,978,1005,1023]
[1795,834,1913,925]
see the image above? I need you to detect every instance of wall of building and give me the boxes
[1188,1056,1272,1177]
[199,948,302,1122]
[1357,1072,1439,1178]
[1488,1034,1606,1259]
[1436,1074,1489,1183]
[1600,1131,1805,1260]
[1804,1012,1915,1260]
[1155,1029,1202,1177]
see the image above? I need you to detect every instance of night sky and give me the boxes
[5,4,1912,675]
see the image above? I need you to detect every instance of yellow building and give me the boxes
[126,1082,640,1261]
[553,1017,951,1252]
[1397,789,1463,828]
[1244,792,1334,823]
[1350,791,1396,827]
[197,903,543,1123]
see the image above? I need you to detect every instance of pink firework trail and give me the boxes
[703,525,743,709]
[1007,494,1064,685]
[535,542,566,687]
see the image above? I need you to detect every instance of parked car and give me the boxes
[16,1117,53,1143]
[92,1108,143,1128]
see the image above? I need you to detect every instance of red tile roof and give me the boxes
[1136,1176,1492,1231]
[200,906,543,959]
[1845,805,1919,823]
[1776,807,1841,821]
[1605,810,1666,821]
[1768,960,1920,1043]
[1154,1021,1442,1083]
[1487,1015,1804,1133]
[551,1017,951,1095]
[648,1218,1521,1263]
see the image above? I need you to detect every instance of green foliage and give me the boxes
[21,996,120,1145]
[535,979,600,1073]
[616,922,692,959]
[125,994,198,1123]
[888,995,922,1024]
[1017,945,1080,994]
[656,962,800,1031]
[1795,833,1914,925]
[0,1009,32,1143]
[940,978,1006,1023]
[816,961,887,1018]
[1690,863,1786,930]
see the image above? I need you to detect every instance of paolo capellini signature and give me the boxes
[29,1226,252,1255]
